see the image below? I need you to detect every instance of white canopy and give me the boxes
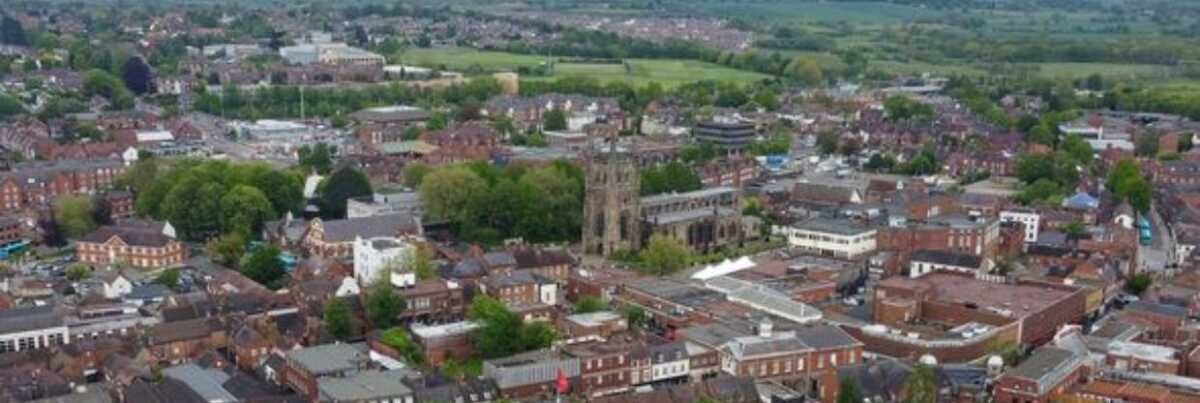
[691,256,756,281]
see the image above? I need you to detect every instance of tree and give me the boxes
[468,296,555,358]
[155,268,180,290]
[208,232,246,268]
[219,185,276,235]
[573,296,609,314]
[0,93,25,122]
[402,162,432,188]
[883,95,934,122]
[241,246,286,289]
[91,196,114,226]
[366,279,405,328]
[784,57,824,86]
[66,264,91,281]
[639,234,691,276]
[403,246,436,281]
[297,143,335,174]
[1126,273,1153,296]
[542,108,568,131]
[641,161,702,196]
[1060,133,1094,165]
[319,166,373,219]
[323,298,352,340]
[837,378,863,403]
[0,14,27,46]
[380,327,423,364]
[419,166,487,222]
[1107,158,1151,212]
[121,56,155,95]
[904,364,937,403]
[426,112,448,131]
[161,177,223,241]
[468,295,525,358]
[1061,221,1088,238]
[253,170,304,216]
[816,130,840,155]
[620,305,649,329]
[1016,178,1066,206]
[54,195,96,239]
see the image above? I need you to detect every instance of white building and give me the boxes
[776,218,877,259]
[1000,209,1040,243]
[908,249,990,278]
[280,43,384,66]
[97,271,133,299]
[352,236,417,287]
[0,305,69,353]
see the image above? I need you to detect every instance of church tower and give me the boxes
[582,133,641,256]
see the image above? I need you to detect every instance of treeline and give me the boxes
[129,158,304,241]
[416,161,584,245]
[891,29,1200,65]
[498,30,718,62]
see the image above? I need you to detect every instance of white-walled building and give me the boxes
[908,249,990,278]
[1000,209,1040,243]
[352,236,417,287]
[0,305,69,353]
[776,218,877,259]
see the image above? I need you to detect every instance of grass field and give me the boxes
[397,48,770,87]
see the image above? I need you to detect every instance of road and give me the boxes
[1138,204,1173,273]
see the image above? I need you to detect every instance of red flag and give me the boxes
[556,367,568,394]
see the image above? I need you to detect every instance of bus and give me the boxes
[1138,216,1152,246]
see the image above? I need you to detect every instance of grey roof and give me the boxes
[482,251,517,268]
[80,224,174,247]
[483,270,539,288]
[722,333,812,360]
[27,387,113,403]
[349,106,430,123]
[705,276,822,324]
[1005,347,1084,394]
[910,249,983,269]
[0,305,64,333]
[678,323,752,349]
[790,217,875,236]
[319,213,420,242]
[648,207,738,225]
[162,364,237,403]
[286,343,368,376]
[122,377,208,403]
[483,349,580,389]
[126,283,171,300]
[793,325,863,350]
[1127,301,1190,319]
[837,360,912,401]
[319,369,413,401]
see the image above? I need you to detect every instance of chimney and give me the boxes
[757,318,773,338]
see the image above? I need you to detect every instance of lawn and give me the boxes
[397,48,770,87]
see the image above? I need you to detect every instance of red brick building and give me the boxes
[994,347,1088,403]
[421,123,499,165]
[77,221,187,268]
[0,159,126,211]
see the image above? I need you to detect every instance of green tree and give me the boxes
[904,364,937,403]
[468,295,524,358]
[122,156,160,194]
[297,143,335,174]
[241,246,286,289]
[402,162,432,188]
[323,297,352,340]
[65,263,91,281]
[155,268,180,290]
[1126,273,1153,296]
[403,246,436,281]
[837,378,863,403]
[220,185,276,235]
[319,166,373,219]
[0,93,25,122]
[1060,133,1094,165]
[161,177,223,241]
[366,279,405,328]
[419,166,487,222]
[1107,158,1151,212]
[1016,178,1066,206]
[380,327,423,364]
[0,14,27,46]
[620,305,649,329]
[121,56,155,95]
[252,170,304,216]
[816,130,840,155]
[426,112,448,131]
[542,108,568,131]
[573,296,609,314]
[207,232,246,268]
[784,57,824,86]
[53,195,96,239]
[883,95,934,122]
[639,234,691,276]
[641,161,702,196]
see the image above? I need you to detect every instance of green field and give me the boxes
[397,48,770,86]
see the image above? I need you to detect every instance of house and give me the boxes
[76,221,186,269]
[907,249,991,278]
[143,318,226,364]
[994,347,1087,403]
[776,218,877,259]
[410,321,479,365]
[94,270,133,299]
[563,340,634,397]
[1000,209,1041,243]
[397,279,467,323]
[483,349,580,400]
[352,236,417,287]
[302,213,421,258]
[0,305,69,353]
[717,321,863,399]
[281,343,371,400]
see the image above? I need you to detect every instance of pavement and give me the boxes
[1139,205,1173,272]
